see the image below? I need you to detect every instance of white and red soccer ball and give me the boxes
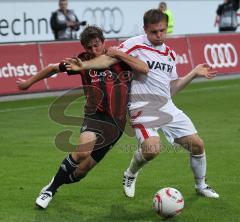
[153,187,184,218]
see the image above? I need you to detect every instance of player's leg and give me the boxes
[36,112,122,209]
[175,134,219,198]
[47,131,96,191]
[36,131,97,209]
[71,111,121,180]
[123,126,161,198]
[126,136,161,175]
[165,111,219,198]
[73,130,123,179]
[175,134,206,188]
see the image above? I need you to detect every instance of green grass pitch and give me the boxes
[0,78,240,222]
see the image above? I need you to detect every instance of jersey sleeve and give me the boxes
[58,62,79,75]
[50,11,67,31]
[216,4,223,15]
[171,65,178,80]
[58,52,91,75]
[117,61,132,71]
[118,38,138,57]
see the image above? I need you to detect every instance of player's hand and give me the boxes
[106,46,120,58]
[194,63,217,79]
[16,78,31,90]
[64,58,84,71]
[66,21,76,27]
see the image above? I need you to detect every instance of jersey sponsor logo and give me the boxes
[89,69,113,78]
[89,69,113,83]
[146,60,173,73]
[204,43,238,68]
[88,69,133,83]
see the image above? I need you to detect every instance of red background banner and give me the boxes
[39,41,84,91]
[166,37,193,77]
[0,33,239,96]
[188,34,240,75]
[0,44,45,95]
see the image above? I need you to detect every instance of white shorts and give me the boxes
[130,109,197,144]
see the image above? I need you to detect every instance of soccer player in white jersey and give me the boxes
[65,9,219,198]
[117,9,219,198]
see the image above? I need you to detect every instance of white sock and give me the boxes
[127,149,148,176]
[190,152,207,189]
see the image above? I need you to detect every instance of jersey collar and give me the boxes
[143,35,166,51]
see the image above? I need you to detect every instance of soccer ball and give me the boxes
[153,187,184,218]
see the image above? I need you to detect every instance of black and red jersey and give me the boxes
[59,52,133,124]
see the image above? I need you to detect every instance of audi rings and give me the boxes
[82,7,124,34]
[204,43,238,68]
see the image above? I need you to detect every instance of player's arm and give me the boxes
[65,55,118,70]
[214,15,220,27]
[170,63,217,96]
[106,47,149,74]
[65,48,149,74]
[16,63,60,90]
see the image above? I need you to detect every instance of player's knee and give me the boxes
[75,172,87,181]
[72,151,91,162]
[77,131,97,151]
[72,171,88,182]
[73,132,97,162]
[192,138,205,155]
[143,150,160,161]
[142,137,161,160]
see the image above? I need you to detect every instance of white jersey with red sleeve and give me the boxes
[118,35,197,144]
[119,35,178,99]
[119,35,181,116]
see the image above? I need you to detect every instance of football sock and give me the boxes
[190,152,207,189]
[65,171,86,184]
[127,148,148,176]
[47,154,79,194]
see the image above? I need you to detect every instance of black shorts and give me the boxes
[80,111,124,162]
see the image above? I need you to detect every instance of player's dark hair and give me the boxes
[80,25,105,47]
[143,9,168,27]
[159,2,167,8]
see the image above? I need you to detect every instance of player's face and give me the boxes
[144,21,167,46]
[59,0,68,11]
[159,4,166,12]
[84,38,105,57]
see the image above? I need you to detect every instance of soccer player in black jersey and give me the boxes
[16,26,149,209]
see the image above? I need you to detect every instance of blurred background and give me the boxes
[0,0,239,43]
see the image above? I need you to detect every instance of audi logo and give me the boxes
[82,7,124,34]
[204,43,238,68]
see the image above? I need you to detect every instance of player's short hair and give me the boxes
[159,2,167,8]
[143,9,168,27]
[80,26,105,47]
